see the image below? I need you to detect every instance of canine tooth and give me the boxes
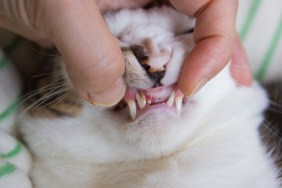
[136,93,142,108]
[175,96,183,115]
[147,99,152,104]
[141,92,146,105]
[136,93,146,109]
[166,91,175,107]
[127,100,137,120]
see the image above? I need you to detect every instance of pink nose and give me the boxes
[146,53,171,72]
[143,39,171,73]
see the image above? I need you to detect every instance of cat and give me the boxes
[16,6,281,188]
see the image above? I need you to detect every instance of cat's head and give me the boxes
[29,6,246,159]
[105,6,195,120]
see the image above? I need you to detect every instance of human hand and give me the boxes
[0,0,252,106]
[0,0,151,107]
[170,0,252,96]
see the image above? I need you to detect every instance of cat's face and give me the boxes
[80,7,234,156]
[90,7,198,154]
[35,7,238,159]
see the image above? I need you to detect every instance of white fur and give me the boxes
[17,6,280,188]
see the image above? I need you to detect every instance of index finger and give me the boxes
[170,0,238,96]
[36,0,126,106]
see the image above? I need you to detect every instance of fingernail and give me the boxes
[88,78,126,107]
[189,77,210,96]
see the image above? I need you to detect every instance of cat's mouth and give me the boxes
[114,85,185,120]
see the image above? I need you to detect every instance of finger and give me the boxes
[0,0,152,46]
[170,0,238,96]
[97,0,152,11]
[0,1,51,46]
[230,36,253,86]
[37,0,125,106]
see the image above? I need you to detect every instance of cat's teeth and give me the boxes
[136,92,146,109]
[147,99,152,104]
[175,96,183,115]
[127,100,137,120]
[136,93,142,108]
[166,91,175,107]
[141,92,146,106]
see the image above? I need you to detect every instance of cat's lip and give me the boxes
[122,85,184,120]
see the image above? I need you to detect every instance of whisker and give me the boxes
[19,87,64,116]
[268,100,282,113]
[19,79,65,106]
[19,80,67,116]
[38,90,73,111]
[263,120,282,143]
[31,48,60,57]
[34,87,68,109]
[33,71,61,78]
[36,88,68,110]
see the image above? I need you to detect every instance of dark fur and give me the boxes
[260,81,282,179]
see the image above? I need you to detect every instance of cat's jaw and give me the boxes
[96,86,196,158]
[89,65,236,157]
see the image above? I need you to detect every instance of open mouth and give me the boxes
[114,84,185,120]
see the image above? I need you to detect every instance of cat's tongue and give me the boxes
[124,85,184,120]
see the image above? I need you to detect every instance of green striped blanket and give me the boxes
[0,45,32,187]
[0,1,281,187]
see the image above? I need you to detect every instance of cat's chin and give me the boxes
[107,87,192,156]
[117,105,187,156]
[132,103,178,126]
[111,100,182,130]
[137,103,177,118]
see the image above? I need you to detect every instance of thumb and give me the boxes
[38,0,126,106]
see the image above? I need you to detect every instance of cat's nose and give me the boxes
[147,70,165,88]
[139,62,165,87]
[130,40,171,88]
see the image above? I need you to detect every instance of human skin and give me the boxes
[0,0,251,106]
